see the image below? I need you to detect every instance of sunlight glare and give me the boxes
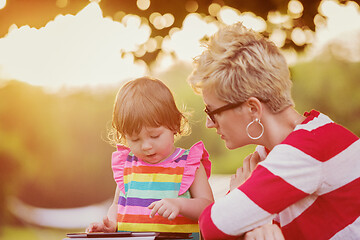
[268,11,290,25]
[0,0,6,10]
[218,6,240,25]
[0,2,149,89]
[310,0,360,61]
[219,7,266,32]
[316,0,360,43]
[164,13,218,61]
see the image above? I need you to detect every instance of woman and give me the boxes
[188,22,360,240]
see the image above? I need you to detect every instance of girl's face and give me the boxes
[126,126,175,164]
[202,88,251,150]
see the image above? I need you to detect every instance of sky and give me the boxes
[0,0,359,90]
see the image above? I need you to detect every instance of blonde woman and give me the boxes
[188,22,360,240]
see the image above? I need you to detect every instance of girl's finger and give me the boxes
[149,203,160,218]
[168,211,177,220]
[103,217,110,227]
[148,201,156,209]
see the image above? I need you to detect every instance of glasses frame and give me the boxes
[204,102,243,124]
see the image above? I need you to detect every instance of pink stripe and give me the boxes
[282,177,360,240]
[239,165,308,213]
[118,205,151,215]
[283,123,358,162]
[199,204,238,240]
[118,205,188,218]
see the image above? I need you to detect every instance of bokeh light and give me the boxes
[185,0,198,13]
[208,3,221,17]
[288,0,304,18]
[55,0,68,8]
[137,0,150,11]
[270,28,287,48]
[291,27,306,46]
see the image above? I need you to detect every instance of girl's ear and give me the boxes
[245,97,263,119]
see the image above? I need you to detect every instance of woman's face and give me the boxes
[202,89,251,149]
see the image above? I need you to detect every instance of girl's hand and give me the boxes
[148,199,181,220]
[230,152,261,191]
[86,216,117,233]
[243,223,285,240]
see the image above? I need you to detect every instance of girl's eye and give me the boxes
[130,138,139,142]
[151,135,160,139]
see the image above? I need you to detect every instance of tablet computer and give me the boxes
[66,232,191,239]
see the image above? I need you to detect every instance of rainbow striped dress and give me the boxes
[111,141,211,236]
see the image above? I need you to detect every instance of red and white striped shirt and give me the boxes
[199,110,360,240]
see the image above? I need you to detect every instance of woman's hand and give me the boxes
[230,152,261,191]
[148,198,181,220]
[243,223,285,240]
[86,216,117,233]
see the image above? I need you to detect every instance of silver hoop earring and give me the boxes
[246,118,264,140]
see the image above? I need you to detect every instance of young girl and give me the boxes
[86,77,214,239]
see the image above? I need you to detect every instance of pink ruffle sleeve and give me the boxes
[111,145,131,195]
[179,141,211,195]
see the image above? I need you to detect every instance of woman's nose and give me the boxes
[206,117,216,128]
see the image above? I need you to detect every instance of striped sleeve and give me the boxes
[199,142,321,238]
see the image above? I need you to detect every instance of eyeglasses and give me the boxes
[204,102,243,124]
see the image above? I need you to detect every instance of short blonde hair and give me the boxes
[110,77,189,145]
[188,22,294,113]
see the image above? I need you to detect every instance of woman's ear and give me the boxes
[245,97,263,118]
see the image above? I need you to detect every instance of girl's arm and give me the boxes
[86,187,119,233]
[148,162,214,220]
[107,186,120,223]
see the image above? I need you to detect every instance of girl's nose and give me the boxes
[141,141,152,151]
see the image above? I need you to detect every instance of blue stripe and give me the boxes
[125,181,181,191]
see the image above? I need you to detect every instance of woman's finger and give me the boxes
[242,153,252,174]
[249,151,261,171]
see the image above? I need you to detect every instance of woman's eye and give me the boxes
[151,135,160,139]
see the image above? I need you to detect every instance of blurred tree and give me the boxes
[0,81,117,209]
[0,0,359,63]
[291,54,360,136]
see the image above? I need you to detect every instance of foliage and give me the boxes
[0,81,117,209]
[0,54,359,227]
[291,56,360,136]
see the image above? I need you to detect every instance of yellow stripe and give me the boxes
[118,222,199,233]
[124,173,183,184]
